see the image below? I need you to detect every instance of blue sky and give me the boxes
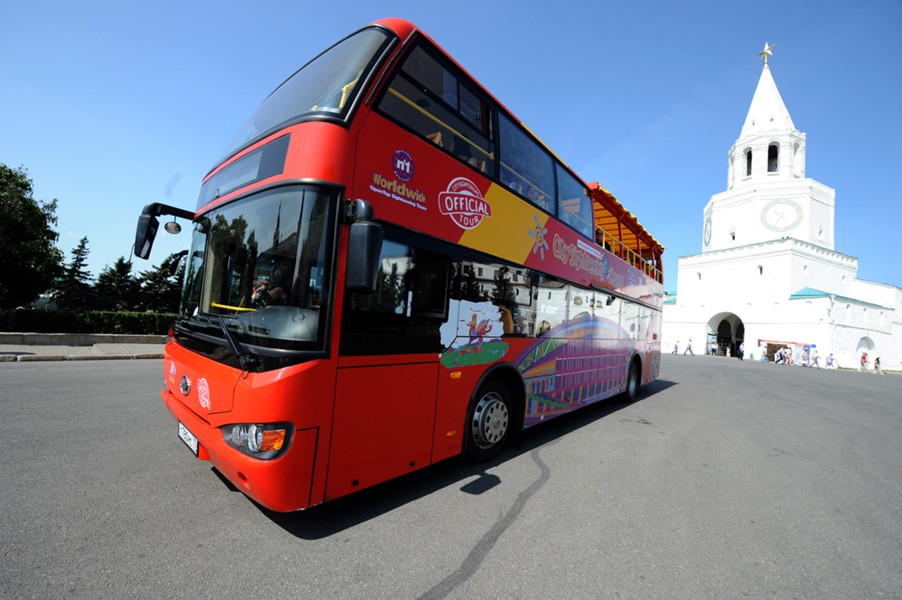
[2,0,900,290]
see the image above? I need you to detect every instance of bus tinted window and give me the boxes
[377,44,494,174]
[219,27,391,162]
[555,164,594,238]
[450,261,536,336]
[498,114,554,213]
[341,239,450,355]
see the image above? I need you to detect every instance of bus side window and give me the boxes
[376,43,495,175]
[341,239,449,355]
[535,275,567,335]
[451,261,535,337]
[408,250,451,320]
[498,113,554,213]
[555,164,593,238]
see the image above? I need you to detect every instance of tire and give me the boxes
[462,380,512,463]
[624,359,641,403]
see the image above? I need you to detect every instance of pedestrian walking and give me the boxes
[684,338,694,356]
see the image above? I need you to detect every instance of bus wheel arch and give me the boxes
[462,365,524,463]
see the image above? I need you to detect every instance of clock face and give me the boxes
[703,216,712,246]
[760,199,803,232]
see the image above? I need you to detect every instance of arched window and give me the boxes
[745,149,752,176]
[768,144,779,172]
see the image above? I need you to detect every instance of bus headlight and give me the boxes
[222,422,292,460]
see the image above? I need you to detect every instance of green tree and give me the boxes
[0,164,64,308]
[94,256,140,310]
[137,252,185,313]
[55,236,94,310]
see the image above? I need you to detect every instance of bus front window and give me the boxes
[219,27,392,163]
[178,185,335,356]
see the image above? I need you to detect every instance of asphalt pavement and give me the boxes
[2,354,900,599]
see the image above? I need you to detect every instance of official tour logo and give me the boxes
[439,177,491,230]
[392,149,414,182]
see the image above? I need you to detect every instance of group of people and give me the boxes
[670,338,886,373]
[672,339,694,355]
[770,345,832,368]
[860,352,883,374]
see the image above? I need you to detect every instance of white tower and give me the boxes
[703,43,836,254]
[663,43,902,369]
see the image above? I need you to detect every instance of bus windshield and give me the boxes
[179,185,335,353]
[219,27,392,162]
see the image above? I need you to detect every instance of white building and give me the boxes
[663,45,901,370]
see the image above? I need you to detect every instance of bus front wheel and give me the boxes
[463,380,512,463]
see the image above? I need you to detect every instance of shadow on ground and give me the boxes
[247,378,676,539]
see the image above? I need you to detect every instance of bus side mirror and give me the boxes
[134,202,195,260]
[345,200,383,293]
[135,213,159,260]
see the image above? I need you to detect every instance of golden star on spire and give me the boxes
[758,42,775,66]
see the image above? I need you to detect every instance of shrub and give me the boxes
[0,309,176,335]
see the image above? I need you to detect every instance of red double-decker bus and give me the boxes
[135,18,663,512]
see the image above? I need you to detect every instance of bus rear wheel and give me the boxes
[624,359,641,403]
[463,381,511,463]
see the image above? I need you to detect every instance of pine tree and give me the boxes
[94,257,140,311]
[136,252,185,313]
[55,237,94,310]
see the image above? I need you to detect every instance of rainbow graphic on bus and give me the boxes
[513,313,634,427]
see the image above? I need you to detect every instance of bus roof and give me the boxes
[590,183,664,258]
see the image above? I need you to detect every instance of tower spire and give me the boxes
[758,42,775,66]
[739,43,794,138]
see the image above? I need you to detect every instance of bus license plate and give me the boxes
[178,422,199,456]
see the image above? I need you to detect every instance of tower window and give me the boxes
[745,149,752,176]
[768,144,779,172]
[758,265,763,275]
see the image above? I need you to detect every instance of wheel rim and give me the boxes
[471,392,509,449]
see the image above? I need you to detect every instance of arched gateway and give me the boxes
[706,312,744,356]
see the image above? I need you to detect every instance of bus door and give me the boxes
[328,240,451,499]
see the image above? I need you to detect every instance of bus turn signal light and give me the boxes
[222,422,293,460]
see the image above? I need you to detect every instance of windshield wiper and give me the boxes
[216,315,260,370]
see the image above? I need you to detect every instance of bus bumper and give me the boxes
[162,387,319,512]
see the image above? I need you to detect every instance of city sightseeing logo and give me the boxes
[438,177,491,230]
[528,214,549,260]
